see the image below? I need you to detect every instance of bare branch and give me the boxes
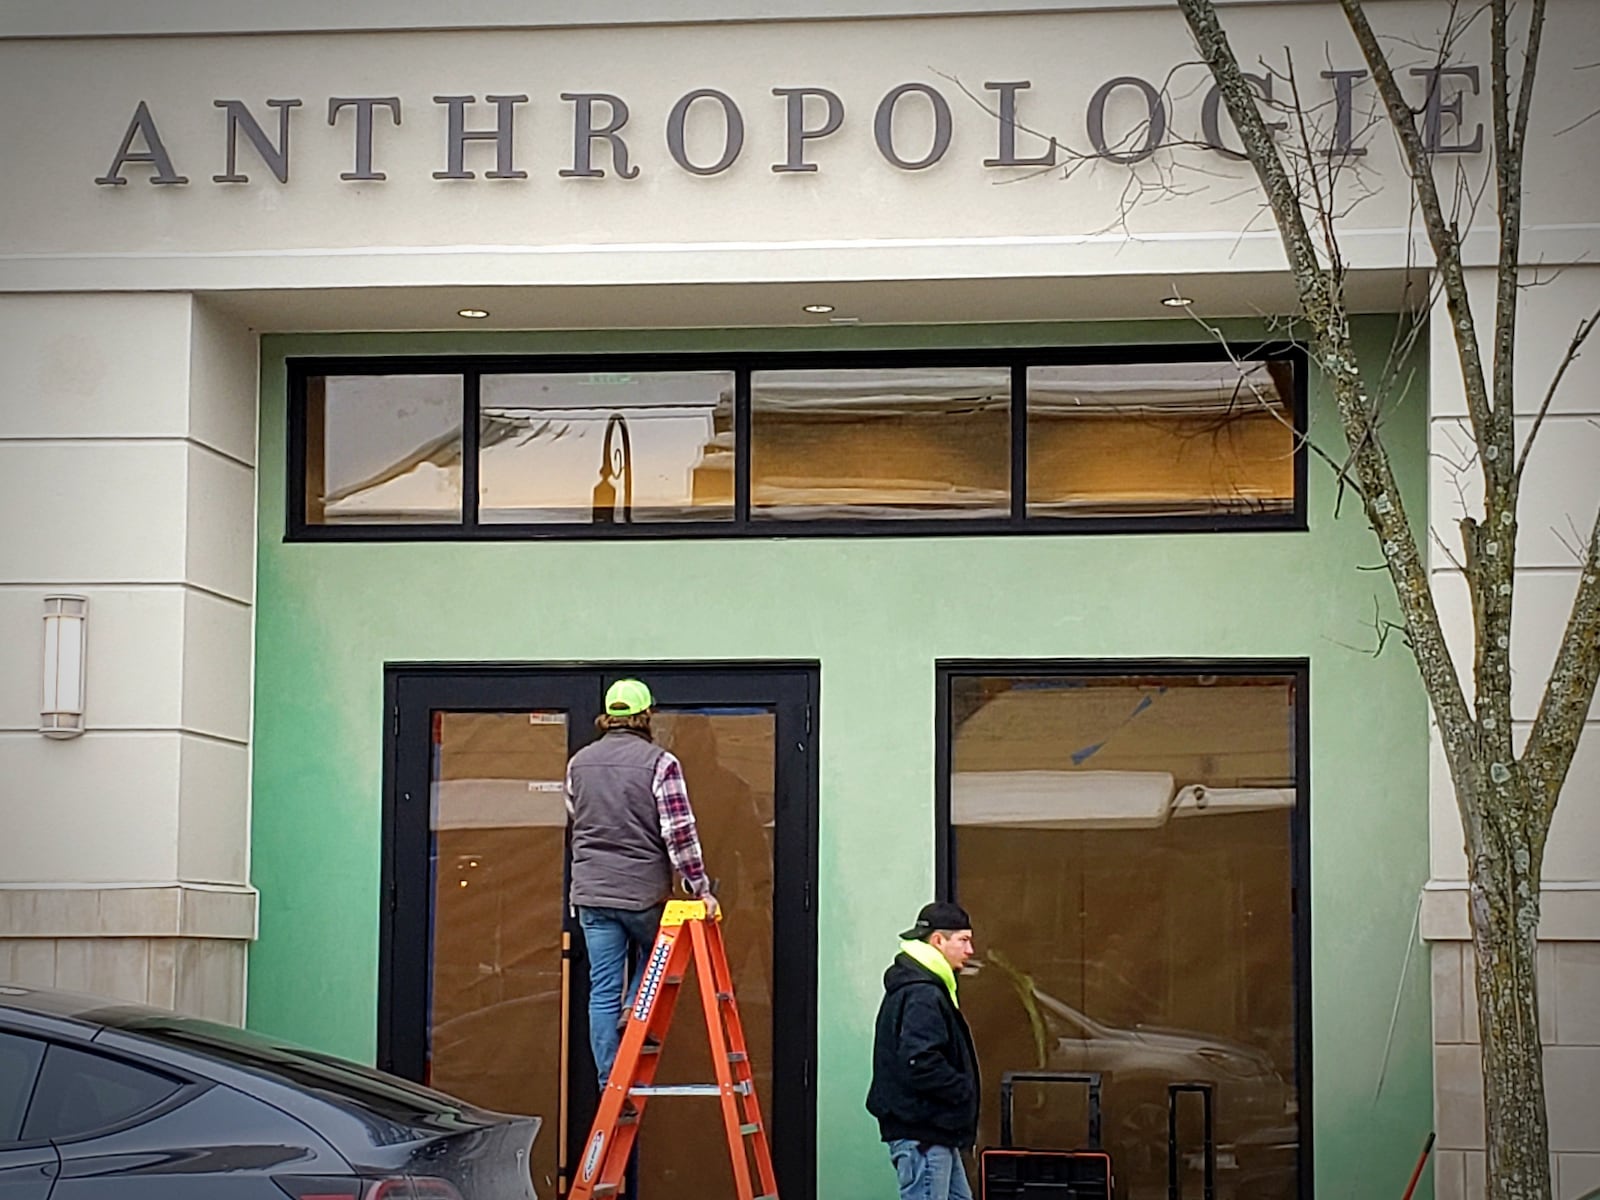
[1338,0,1497,453]
[1516,303,1600,482]
[1552,106,1600,138]
[1177,302,1368,504]
[1525,509,1600,823]
[1492,0,1547,494]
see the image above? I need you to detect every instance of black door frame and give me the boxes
[379,660,819,1198]
[933,658,1314,1200]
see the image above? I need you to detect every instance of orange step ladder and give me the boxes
[570,899,779,1200]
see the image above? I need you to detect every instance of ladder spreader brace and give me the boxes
[569,900,779,1200]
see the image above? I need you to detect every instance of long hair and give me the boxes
[596,711,653,738]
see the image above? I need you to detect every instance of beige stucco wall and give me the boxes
[0,293,257,1021]
[0,2,1596,298]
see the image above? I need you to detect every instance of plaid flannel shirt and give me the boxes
[564,748,709,897]
[651,751,710,897]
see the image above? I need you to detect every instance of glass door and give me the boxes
[381,666,816,1200]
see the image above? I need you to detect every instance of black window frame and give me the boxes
[378,661,821,1199]
[933,657,1314,1200]
[286,342,1309,541]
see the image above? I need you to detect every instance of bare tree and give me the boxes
[1170,2,1599,1197]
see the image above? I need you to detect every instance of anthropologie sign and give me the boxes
[95,67,1486,187]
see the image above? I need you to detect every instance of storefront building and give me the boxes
[1,3,1597,1198]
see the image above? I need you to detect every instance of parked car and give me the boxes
[0,984,539,1199]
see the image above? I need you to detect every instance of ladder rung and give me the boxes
[740,1122,761,1135]
[727,1051,747,1063]
[594,1187,620,1198]
[630,1084,719,1097]
[629,1082,751,1097]
[716,991,734,1002]
[639,1037,662,1055]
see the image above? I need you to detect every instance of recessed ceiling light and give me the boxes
[1160,295,1193,308]
[802,303,835,314]
[457,308,490,319]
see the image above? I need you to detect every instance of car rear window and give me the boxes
[22,1044,183,1141]
[0,1032,45,1141]
[120,1018,467,1125]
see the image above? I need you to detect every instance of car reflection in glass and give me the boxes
[968,953,1297,1199]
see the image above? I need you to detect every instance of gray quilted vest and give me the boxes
[567,729,672,910]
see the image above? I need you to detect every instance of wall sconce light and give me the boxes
[41,595,88,739]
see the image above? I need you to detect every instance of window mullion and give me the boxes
[463,369,481,532]
[1010,362,1027,525]
[735,367,752,525]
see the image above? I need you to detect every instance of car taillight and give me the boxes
[275,1178,464,1200]
[275,1180,363,1200]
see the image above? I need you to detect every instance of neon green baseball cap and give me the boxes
[605,678,654,716]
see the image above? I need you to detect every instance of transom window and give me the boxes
[287,346,1305,539]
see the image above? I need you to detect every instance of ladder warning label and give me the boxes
[581,1130,605,1181]
[632,941,672,1023]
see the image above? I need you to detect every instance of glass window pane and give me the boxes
[639,708,775,1200]
[429,710,569,1198]
[950,672,1300,1200]
[1027,359,1295,517]
[751,367,1010,520]
[304,374,464,524]
[479,372,735,524]
[0,1032,45,1141]
[22,1045,182,1141]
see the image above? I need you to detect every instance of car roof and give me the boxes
[0,983,161,1039]
[0,984,498,1125]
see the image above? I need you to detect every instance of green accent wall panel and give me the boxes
[250,319,1433,1199]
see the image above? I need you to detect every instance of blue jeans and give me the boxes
[888,1141,974,1200]
[577,904,665,1085]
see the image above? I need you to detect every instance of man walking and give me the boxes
[566,678,718,1085]
[867,901,981,1200]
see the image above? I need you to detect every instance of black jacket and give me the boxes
[865,952,981,1148]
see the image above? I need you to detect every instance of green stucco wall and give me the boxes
[249,319,1433,1198]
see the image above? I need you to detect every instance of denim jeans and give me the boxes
[577,903,665,1085]
[887,1140,974,1200]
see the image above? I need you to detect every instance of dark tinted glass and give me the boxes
[950,672,1300,1199]
[22,1045,182,1140]
[1027,358,1296,516]
[751,367,1010,519]
[0,1032,45,1141]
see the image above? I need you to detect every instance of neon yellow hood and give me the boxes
[899,938,959,1008]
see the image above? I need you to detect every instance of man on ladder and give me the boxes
[567,678,720,1085]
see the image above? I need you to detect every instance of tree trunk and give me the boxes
[1466,779,1552,1200]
